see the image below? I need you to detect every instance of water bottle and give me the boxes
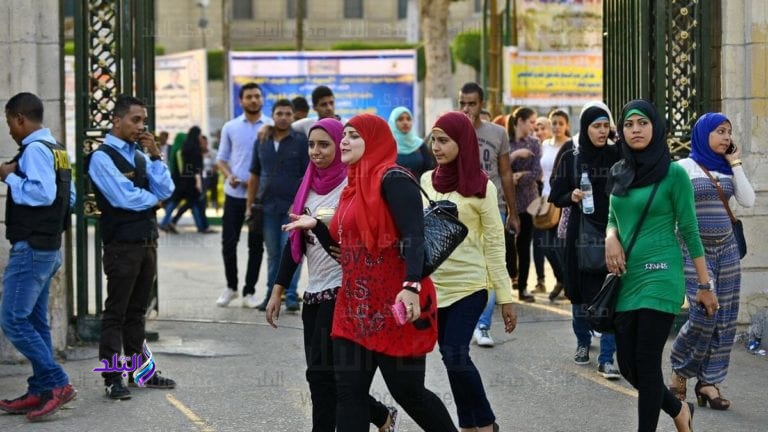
[580,172,594,214]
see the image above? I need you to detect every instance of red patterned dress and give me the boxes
[328,199,437,357]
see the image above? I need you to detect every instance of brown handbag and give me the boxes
[695,163,747,259]
[527,196,561,230]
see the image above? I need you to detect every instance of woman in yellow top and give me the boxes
[421,112,517,432]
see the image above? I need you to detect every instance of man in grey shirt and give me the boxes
[458,82,528,349]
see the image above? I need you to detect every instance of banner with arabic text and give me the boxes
[503,49,602,106]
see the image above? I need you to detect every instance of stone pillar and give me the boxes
[0,1,68,363]
[721,0,768,323]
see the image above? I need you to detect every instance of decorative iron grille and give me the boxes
[604,0,719,158]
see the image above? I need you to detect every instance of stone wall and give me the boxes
[721,0,768,323]
[0,1,68,363]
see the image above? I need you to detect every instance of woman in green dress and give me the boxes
[605,100,718,432]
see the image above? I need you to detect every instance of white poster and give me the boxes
[155,49,209,142]
[64,50,209,151]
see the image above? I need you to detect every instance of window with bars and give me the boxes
[232,0,254,20]
[344,0,363,18]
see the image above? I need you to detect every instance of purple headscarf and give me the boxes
[689,112,733,175]
[290,118,346,263]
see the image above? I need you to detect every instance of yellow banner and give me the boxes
[504,49,602,105]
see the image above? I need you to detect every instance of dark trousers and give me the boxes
[615,308,683,432]
[99,242,156,382]
[303,300,388,431]
[221,195,263,295]
[333,338,457,432]
[438,290,495,428]
[534,227,565,283]
[506,212,534,292]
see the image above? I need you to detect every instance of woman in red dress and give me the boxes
[283,113,456,431]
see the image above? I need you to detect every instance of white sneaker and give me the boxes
[242,294,260,309]
[216,288,238,307]
[475,327,495,347]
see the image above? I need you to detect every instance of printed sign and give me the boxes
[229,50,417,125]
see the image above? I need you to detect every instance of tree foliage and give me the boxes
[451,30,482,73]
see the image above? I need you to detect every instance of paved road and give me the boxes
[1,224,766,431]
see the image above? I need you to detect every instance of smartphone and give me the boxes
[726,143,737,154]
[390,301,408,326]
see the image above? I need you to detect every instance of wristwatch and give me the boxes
[697,280,715,292]
[149,154,163,161]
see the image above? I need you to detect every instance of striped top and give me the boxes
[677,158,755,243]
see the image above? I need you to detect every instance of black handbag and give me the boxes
[387,168,469,278]
[571,152,607,273]
[577,214,607,273]
[587,181,660,333]
[696,163,747,259]
[732,219,747,259]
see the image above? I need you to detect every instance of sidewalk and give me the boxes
[1,223,766,431]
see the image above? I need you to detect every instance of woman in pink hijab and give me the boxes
[264,118,398,432]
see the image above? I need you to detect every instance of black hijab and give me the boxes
[577,106,619,194]
[609,100,670,196]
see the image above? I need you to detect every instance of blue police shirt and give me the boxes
[88,133,174,210]
[4,128,76,207]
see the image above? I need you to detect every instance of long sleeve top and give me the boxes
[88,134,174,209]
[274,180,347,301]
[5,128,76,207]
[310,172,424,283]
[420,176,514,308]
[608,163,705,315]
[217,113,273,199]
[509,135,543,212]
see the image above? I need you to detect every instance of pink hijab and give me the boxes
[290,118,346,263]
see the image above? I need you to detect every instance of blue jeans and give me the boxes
[1,241,69,395]
[262,211,301,304]
[438,290,495,428]
[476,211,508,330]
[572,303,617,365]
[160,199,179,227]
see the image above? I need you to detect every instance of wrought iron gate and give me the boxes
[603,0,721,156]
[73,0,156,340]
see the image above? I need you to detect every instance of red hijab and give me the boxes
[431,112,488,198]
[340,114,400,253]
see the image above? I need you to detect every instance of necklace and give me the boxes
[337,197,355,245]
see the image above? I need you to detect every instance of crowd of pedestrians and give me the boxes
[0,78,755,432]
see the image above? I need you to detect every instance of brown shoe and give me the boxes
[669,371,687,401]
[695,381,730,410]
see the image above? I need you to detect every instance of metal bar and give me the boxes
[94,227,102,315]
[74,0,89,321]
[654,0,666,116]
[120,0,133,96]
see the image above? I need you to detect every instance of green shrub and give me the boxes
[452,30,482,73]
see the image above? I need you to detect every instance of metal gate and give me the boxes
[603,0,720,156]
[73,0,156,340]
